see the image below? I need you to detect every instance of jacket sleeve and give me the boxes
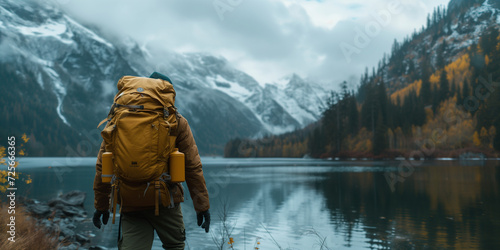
[93,141,111,211]
[176,115,210,213]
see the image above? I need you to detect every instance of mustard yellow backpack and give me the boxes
[98,74,178,221]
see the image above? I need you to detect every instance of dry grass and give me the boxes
[0,203,60,250]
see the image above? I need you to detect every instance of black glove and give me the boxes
[93,210,109,229]
[197,210,210,233]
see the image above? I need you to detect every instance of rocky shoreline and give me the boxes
[20,190,106,250]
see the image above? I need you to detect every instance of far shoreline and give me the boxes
[1,155,498,171]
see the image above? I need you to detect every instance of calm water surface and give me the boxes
[7,157,500,249]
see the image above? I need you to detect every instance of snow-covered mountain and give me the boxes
[437,0,500,62]
[0,0,327,155]
[127,51,328,135]
[382,0,500,89]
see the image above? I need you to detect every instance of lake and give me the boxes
[5,157,500,249]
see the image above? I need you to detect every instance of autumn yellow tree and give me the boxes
[473,131,481,147]
[387,128,394,149]
[480,127,489,147]
[0,134,32,193]
[488,126,496,149]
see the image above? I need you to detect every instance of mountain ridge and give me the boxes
[0,0,327,156]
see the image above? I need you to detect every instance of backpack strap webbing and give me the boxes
[97,103,149,128]
[111,183,118,224]
[114,103,144,110]
[97,117,109,129]
[155,180,161,216]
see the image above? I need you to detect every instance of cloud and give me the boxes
[52,0,450,89]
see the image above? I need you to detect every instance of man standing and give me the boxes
[92,72,210,250]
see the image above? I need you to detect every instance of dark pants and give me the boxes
[118,204,185,250]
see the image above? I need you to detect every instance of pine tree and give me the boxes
[462,79,470,102]
[408,59,416,81]
[479,26,499,56]
[439,70,449,102]
[373,112,388,155]
[347,94,359,135]
[432,84,440,112]
[377,80,388,123]
[361,83,376,132]
[436,40,447,69]
[421,74,432,104]
[450,79,457,98]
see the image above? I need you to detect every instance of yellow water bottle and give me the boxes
[169,148,185,183]
[102,152,114,183]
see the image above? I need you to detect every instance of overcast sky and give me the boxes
[56,0,450,90]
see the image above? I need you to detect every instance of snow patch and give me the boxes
[272,76,291,89]
[465,0,496,22]
[271,85,317,125]
[0,6,14,18]
[64,15,114,48]
[45,68,66,95]
[11,20,74,45]
[206,75,252,100]
[15,20,66,36]
[44,67,70,126]
[36,72,44,89]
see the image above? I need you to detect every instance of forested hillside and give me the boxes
[225,0,500,158]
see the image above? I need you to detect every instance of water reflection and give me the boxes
[201,160,500,249]
[8,158,500,249]
[314,161,500,249]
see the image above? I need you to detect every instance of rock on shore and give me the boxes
[20,190,105,250]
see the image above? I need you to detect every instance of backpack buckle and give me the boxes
[160,172,172,182]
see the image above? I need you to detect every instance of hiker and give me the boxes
[92,72,210,250]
